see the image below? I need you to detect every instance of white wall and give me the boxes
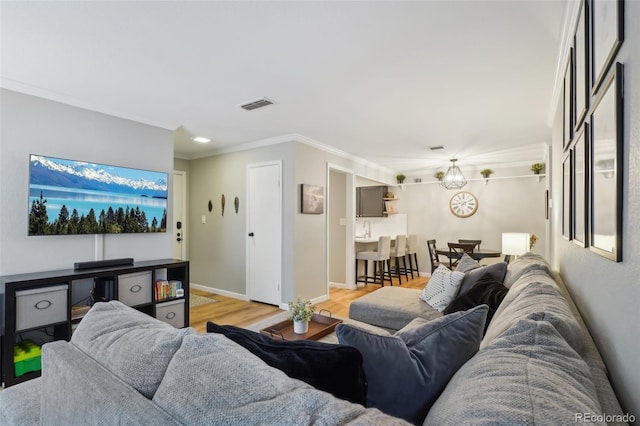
[551,0,640,415]
[0,90,174,275]
[394,166,547,274]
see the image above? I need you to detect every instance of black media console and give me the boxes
[0,259,189,387]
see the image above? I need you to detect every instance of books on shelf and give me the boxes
[71,305,91,320]
[155,280,183,301]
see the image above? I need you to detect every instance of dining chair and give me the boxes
[426,239,440,274]
[458,239,481,250]
[447,242,476,268]
[356,236,392,286]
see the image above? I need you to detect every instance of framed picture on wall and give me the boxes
[589,62,622,261]
[591,0,624,94]
[563,51,573,150]
[301,184,324,214]
[572,124,588,247]
[562,152,572,240]
[574,0,589,127]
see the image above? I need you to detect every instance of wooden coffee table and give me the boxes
[260,312,342,341]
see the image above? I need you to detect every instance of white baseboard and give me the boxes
[190,282,249,301]
[329,281,349,289]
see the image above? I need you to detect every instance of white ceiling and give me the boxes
[1,1,567,174]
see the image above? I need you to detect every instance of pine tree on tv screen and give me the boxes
[28,155,168,236]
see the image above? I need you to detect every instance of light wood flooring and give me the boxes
[189,274,428,333]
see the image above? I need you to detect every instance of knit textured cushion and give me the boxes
[336,305,488,424]
[426,317,603,425]
[420,264,464,311]
[153,334,408,425]
[70,300,194,398]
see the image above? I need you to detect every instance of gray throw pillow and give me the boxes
[71,300,194,398]
[336,305,488,424]
[458,261,508,295]
[455,253,481,273]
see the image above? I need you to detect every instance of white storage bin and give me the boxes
[117,271,152,307]
[16,285,68,331]
[155,299,185,328]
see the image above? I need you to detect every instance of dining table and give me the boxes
[436,246,502,267]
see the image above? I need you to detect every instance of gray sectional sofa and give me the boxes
[0,254,627,425]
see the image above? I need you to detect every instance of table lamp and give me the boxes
[502,233,530,263]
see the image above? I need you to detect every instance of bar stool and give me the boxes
[389,235,408,284]
[355,236,391,286]
[405,234,419,279]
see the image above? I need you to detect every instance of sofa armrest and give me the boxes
[41,341,180,425]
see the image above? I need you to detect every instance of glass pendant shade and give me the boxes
[441,159,467,190]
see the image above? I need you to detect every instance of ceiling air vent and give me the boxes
[429,145,445,151]
[240,97,275,111]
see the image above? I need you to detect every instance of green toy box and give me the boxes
[14,340,42,377]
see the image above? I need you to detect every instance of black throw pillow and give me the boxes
[444,274,508,334]
[206,321,367,405]
[458,261,508,295]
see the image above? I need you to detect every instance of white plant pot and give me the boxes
[293,320,309,334]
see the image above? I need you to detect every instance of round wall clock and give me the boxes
[449,191,478,218]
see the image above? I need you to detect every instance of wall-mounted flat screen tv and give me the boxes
[28,154,168,235]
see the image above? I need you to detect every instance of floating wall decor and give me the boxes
[234,196,239,214]
[208,200,212,212]
[221,194,225,216]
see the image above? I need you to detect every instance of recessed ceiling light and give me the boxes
[192,136,211,143]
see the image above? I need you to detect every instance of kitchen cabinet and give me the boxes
[356,186,387,217]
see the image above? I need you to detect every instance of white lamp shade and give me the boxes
[502,233,530,256]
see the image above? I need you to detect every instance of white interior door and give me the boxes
[172,171,186,260]
[246,162,282,305]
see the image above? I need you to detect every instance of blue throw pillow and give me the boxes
[335,305,488,423]
[206,322,367,405]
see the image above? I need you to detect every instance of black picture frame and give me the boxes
[589,62,622,261]
[574,0,589,127]
[563,51,573,150]
[572,124,588,247]
[562,152,572,240]
[591,0,624,94]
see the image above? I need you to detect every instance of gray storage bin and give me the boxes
[117,271,152,306]
[155,299,185,328]
[16,284,68,331]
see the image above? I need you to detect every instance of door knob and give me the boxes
[248,232,254,237]
[176,237,182,242]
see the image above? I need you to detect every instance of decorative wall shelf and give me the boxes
[397,174,546,189]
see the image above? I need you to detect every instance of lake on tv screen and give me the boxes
[29,185,167,232]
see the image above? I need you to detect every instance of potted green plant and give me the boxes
[396,174,406,184]
[480,169,493,179]
[530,163,545,175]
[434,171,445,181]
[288,298,316,334]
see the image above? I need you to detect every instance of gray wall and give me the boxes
[329,170,347,285]
[187,139,395,303]
[0,90,173,275]
[187,142,294,300]
[551,0,640,415]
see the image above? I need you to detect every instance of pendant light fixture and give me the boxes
[441,159,467,190]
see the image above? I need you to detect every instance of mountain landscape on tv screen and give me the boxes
[28,155,168,235]
[29,155,168,199]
